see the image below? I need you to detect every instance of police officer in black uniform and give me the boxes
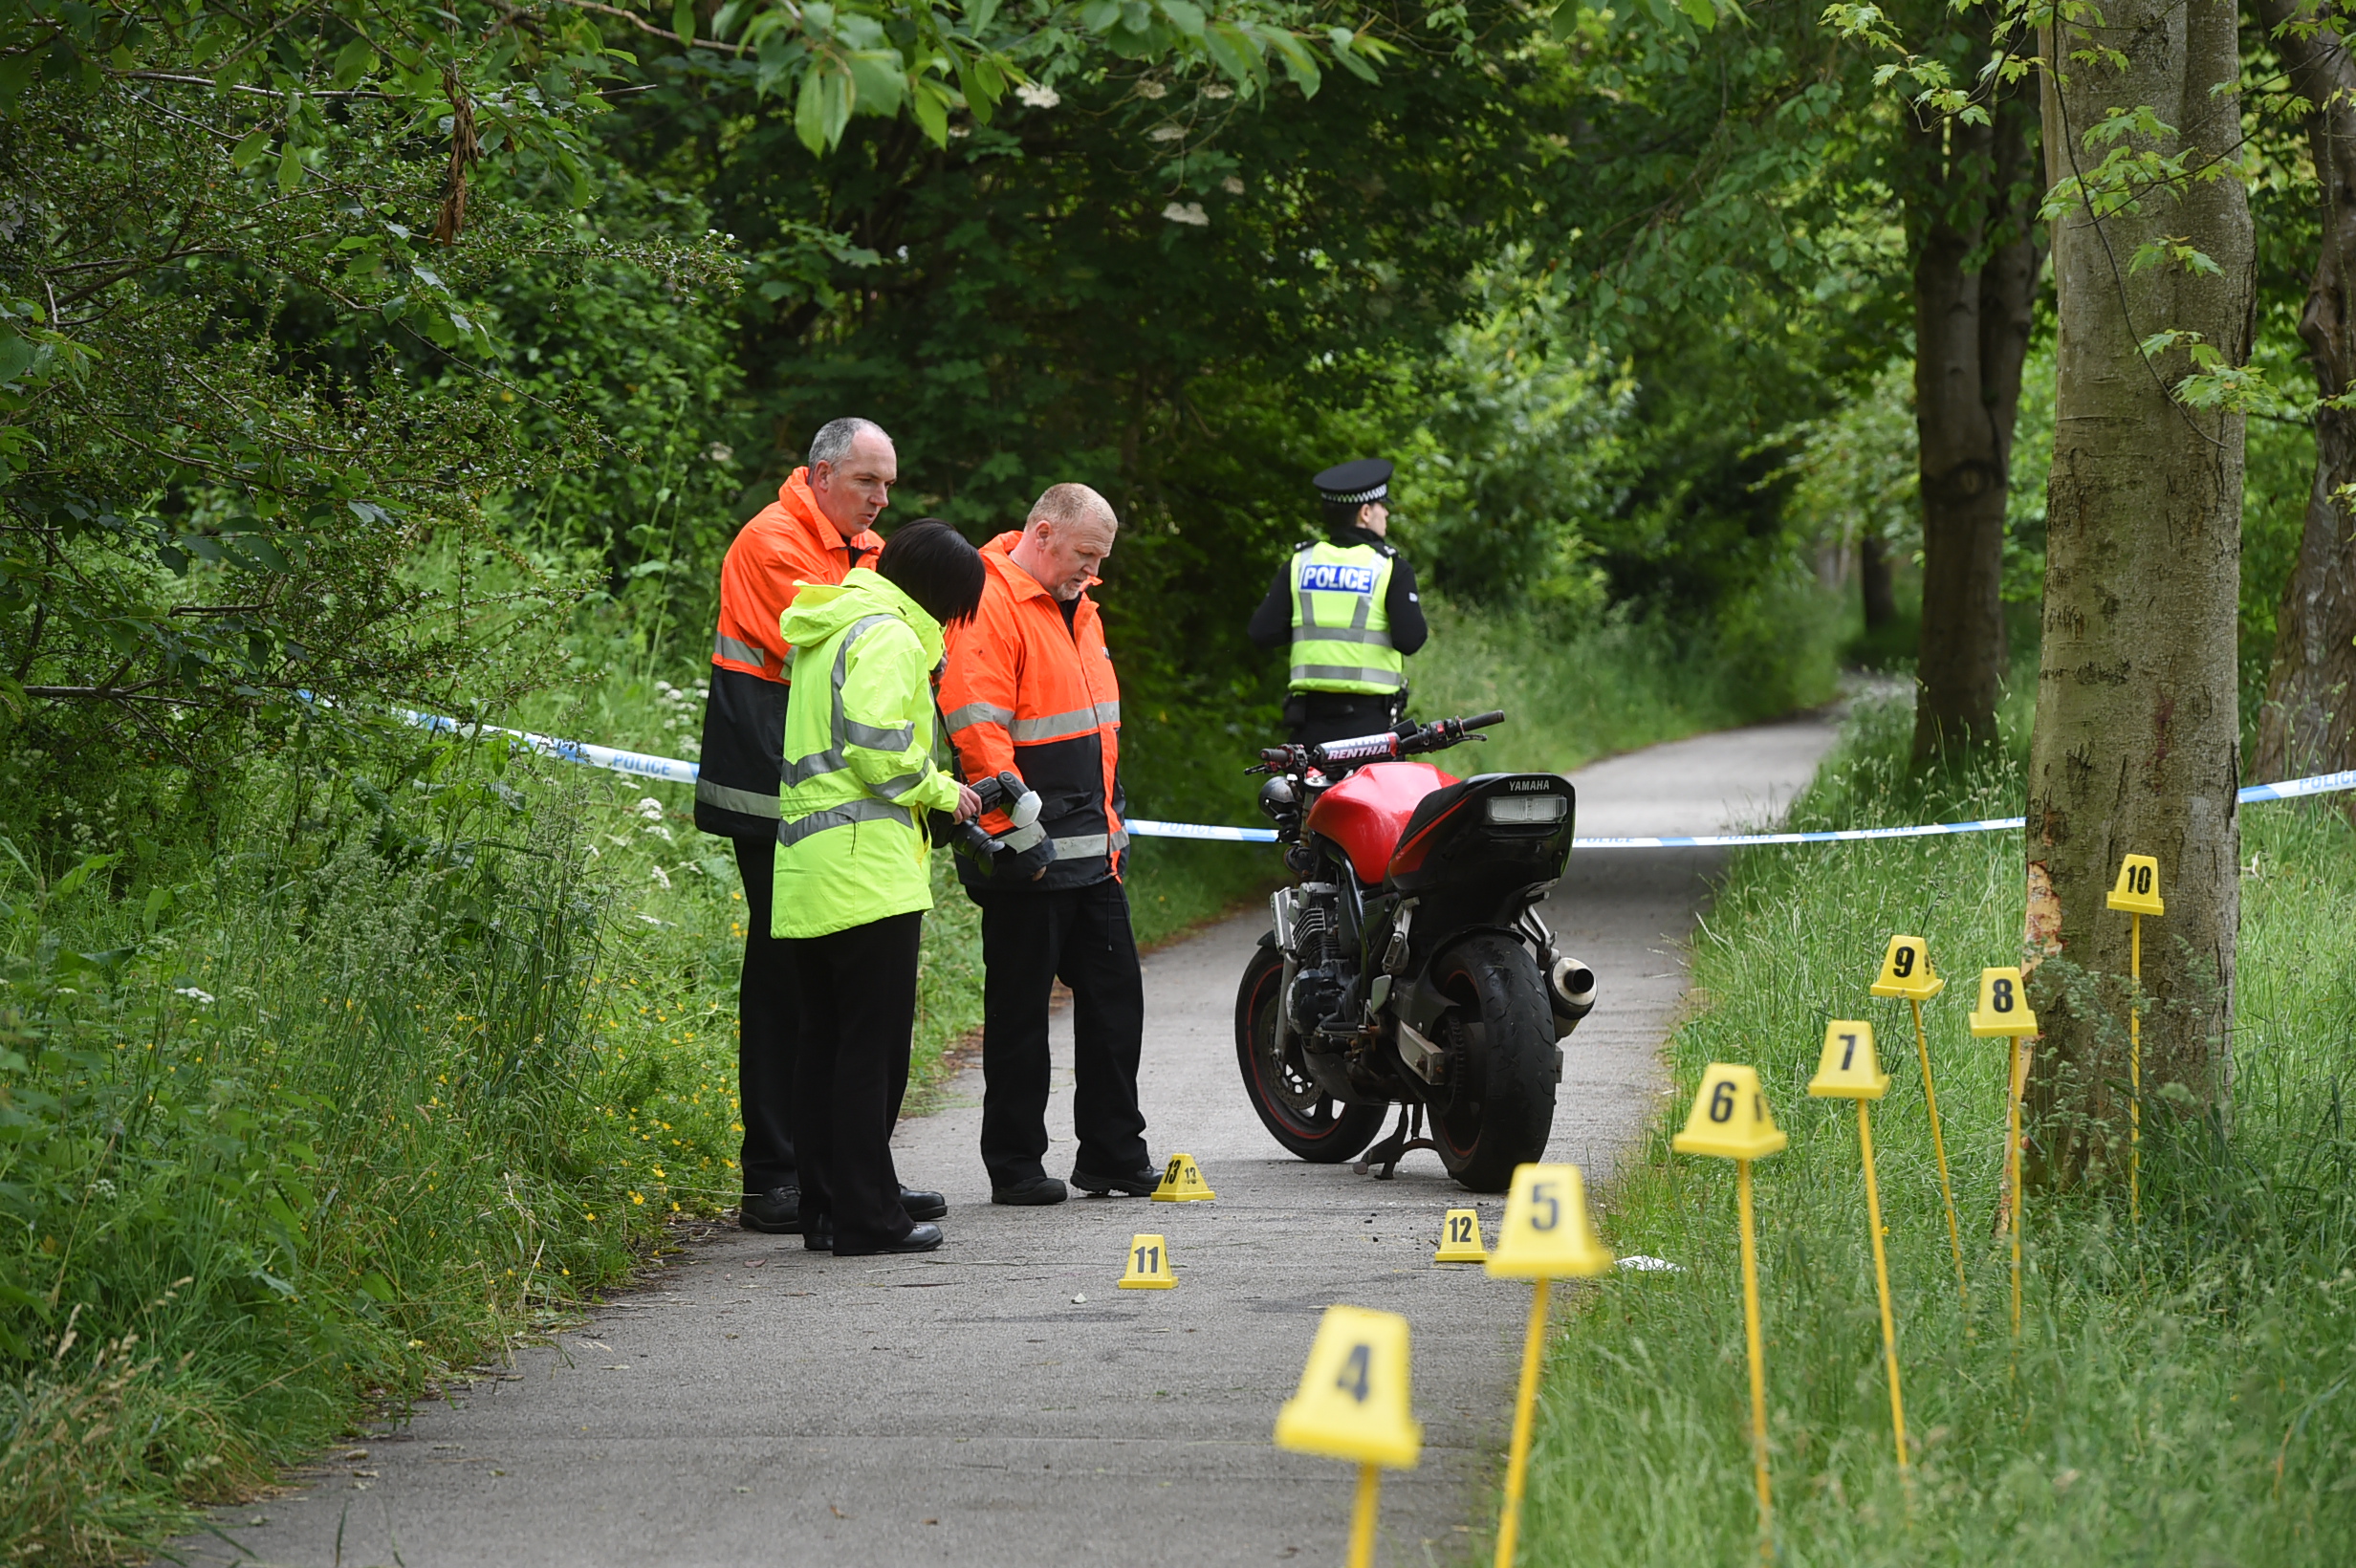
[1247,459,1430,746]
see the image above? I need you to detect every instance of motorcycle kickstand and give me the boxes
[1353,1100,1436,1181]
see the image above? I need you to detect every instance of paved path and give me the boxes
[173,711,1840,1568]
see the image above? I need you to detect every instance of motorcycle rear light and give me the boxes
[1486,795,1568,825]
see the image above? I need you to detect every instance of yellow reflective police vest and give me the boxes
[1288,539,1404,695]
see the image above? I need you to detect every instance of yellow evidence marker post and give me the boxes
[1970,967,2040,1341]
[1484,1165,1614,1568]
[1871,934,1967,1315]
[1151,1151,1216,1203]
[1274,1304,1422,1568]
[2106,855,2164,1230]
[1434,1208,1489,1265]
[1118,1232,1176,1290]
[1808,1022,1910,1492]
[1671,1064,1788,1562]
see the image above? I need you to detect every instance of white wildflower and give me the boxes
[1137,80,1167,99]
[1149,123,1186,142]
[1202,83,1233,99]
[706,443,734,464]
[1222,175,1245,195]
[649,863,672,890]
[1015,81,1060,109]
[174,986,215,1004]
[1161,202,1210,227]
[634,796,665,820]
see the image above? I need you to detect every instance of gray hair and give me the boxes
[808,417,889,470]
[1027,482,1117,534]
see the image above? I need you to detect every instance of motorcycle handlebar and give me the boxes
[1250,711,1509,774]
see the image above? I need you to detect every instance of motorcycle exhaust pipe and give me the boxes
[1546,954,1598,1037]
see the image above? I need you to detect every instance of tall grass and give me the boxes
[1413,576,1845,775]
[1517,696,2356,1565]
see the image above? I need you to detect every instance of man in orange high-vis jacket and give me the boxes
[940,483,1153,1207]
[694,418,894,1236]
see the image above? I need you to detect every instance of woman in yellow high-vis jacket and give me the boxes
[772,519,984,1257]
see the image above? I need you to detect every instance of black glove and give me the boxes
[993,835,1057,881]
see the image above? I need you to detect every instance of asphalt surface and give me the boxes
[169,710,1840,1568]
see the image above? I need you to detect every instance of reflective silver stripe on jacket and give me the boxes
[943,700,1014,733]
[782,615,905,788]
[1008,701,1122,744]
[776,795,915,847]
[999,821,1048,853]
[695,778,782,818]
[1292,664,1407,690]
[1291,624,1395,647]
[1049,827,1132,860]
[714,632,768,667]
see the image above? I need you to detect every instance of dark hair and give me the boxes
[1322,497,1369,532]
[877,518,986,625]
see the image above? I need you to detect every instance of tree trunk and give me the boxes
[1860,533,1897,630]
[1908,80,2043,762]
[2024,0,2251,1187]
[2253,0,2356,785]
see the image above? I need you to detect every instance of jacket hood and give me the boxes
[779,567,945,661]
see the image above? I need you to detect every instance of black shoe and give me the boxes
[739,1186,801,1234]
[991,1174,1069,1207]
[804,1215,832,1252]
[1071,1161,1159,1197]
[899,1187,948,1222]
[833,1222,945,1257]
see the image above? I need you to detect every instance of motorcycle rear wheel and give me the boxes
[1234,941,1386,1163]
[1428,932,1559,1192]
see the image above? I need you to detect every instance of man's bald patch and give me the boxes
[1027,482,1117,535]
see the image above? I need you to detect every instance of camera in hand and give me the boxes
[933,770,1041,859]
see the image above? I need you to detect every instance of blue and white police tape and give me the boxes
[398,708,2356,850]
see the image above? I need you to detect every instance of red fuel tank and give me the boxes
[1303,761,1457,884]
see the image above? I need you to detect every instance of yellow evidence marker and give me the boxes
[1671,1065,1785,1563]
[1433,1208,1488,1264]
[1868,934,1945,1002]
[1151,1151,1216,1203]
[1485,1164,1614,1568]
[1872,933,1968,1316]
[2107,854,2164,1229]
[1808,1023,1910,1492]
[1970,966,2040,1343]
[1118,1232,1176,1290]
[1274,1304,1422,1568]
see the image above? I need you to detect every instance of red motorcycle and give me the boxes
[1234,712,1596,1191]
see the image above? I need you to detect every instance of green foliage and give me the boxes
[1516,698,2356,1565]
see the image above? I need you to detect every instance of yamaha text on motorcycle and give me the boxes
[1235,712,1597,1192]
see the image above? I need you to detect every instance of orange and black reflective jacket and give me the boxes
[692,468,884,838]
[939,533,1126,890]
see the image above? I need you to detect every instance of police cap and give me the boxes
[1312,459,1392,507]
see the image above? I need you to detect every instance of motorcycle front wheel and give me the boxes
[1234,941,1386,1163]
[1429,932,1560,1192]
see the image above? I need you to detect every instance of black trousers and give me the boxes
[731,836,796,1196]
[1284,690,1402,748]
[785,911,923,1254]
[971,878,1148,1187]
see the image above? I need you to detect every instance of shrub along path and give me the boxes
[166,712,1838,1568]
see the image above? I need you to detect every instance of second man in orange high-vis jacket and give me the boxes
[694,417,941,1239]
[939,484,1155,1206]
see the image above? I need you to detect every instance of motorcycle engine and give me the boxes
[1284,897,1347,1037]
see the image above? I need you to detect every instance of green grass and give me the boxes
[1413,577,1844,775]
[1515,695,2356,1566]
